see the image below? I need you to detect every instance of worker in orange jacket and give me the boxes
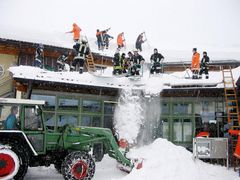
[66,23,82,42]
[117,32,125,49]
[229,129,240,158]
[191,48,200,79]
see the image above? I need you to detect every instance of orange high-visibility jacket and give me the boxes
[71,23,81,40]
[191,52,200,70]
[117,33,124,46]
[229,129,240,158]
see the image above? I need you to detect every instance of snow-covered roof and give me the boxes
[8,65,240,95]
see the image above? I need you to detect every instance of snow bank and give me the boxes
[116,138,238,180]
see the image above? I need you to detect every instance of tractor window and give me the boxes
[24,106,43,130]
[0,105,19,130]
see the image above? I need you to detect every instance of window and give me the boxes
[183,119,192,142]
[104,102,116,115]
[31,94,56,109]
[24,106,42,130]
[161,103,169,114]
[173,103,192,115]
[82,100,101,113]
[0,105,19,130]
[162,119,169,139]
[173,118,193,142]
[173,119,182,142]
[104,116,113,129]
[202,101,215,122]
[81,115,102,127]
[92,116,101,127]
[44,112,55,131]
[57,115,78,127]
[81,116,91,126]
[58,98,79,110]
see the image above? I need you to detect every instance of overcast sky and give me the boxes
[0,0,240,54]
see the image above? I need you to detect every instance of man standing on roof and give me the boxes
[72,39,89,74]
[135,32,146,52]
[191,48,200,79]
[103,31,113,50]
[199,51,210,79]
[150,48,164,74]
[117,32,125,49]
[130,49,145,76]
[34,44,44,68]
[112,48,122,75]
[96,28,111,50]
[66,23,82,42]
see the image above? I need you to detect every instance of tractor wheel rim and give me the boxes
[71,160,88,179]
[0,153,16,177]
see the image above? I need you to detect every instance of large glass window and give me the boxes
[173,119,182,142]
[81,115,102,127]
[82,100,101,113]
[104,102,116,115]
[104,116,114,129]
[161,103,169,114]
[81,116,91,126]
[58,98,79,110]
[31,94,56,109]
[57,115,78,127]
[92,116,101,127]
[202,101,215,122]
[44,112,55,131]
[173,103,192,115]
[162,119,169,139]
[183,119,192,142]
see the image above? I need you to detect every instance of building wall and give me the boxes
[0,54,18,97]
[30,90,226,148]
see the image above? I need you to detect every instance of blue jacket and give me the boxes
[4,114,17,130]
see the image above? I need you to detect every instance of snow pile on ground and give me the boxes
[114,89,144,144]
[116,138,238,180]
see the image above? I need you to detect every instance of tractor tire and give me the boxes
[0,147,20,180]
[61,151,95,180]
[1,141,29,180]
[54,161,63,173]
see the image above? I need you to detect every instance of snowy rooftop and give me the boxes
[9,65,240,95]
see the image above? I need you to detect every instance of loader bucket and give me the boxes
[117,139,143,172]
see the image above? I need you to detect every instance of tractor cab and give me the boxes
[0,98,46,153]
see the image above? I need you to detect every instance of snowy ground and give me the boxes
[25,155,126,180]
[25,139,238,180]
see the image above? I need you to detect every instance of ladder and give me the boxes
[84,36,96,72]
[222,66,240,168]
[222,67,240,129]
[86,49,96,72]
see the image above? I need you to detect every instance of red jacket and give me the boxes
[229,129,240,158]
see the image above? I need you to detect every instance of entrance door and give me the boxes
[173,118,193,143]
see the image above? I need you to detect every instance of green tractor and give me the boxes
[0,98,134,180]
